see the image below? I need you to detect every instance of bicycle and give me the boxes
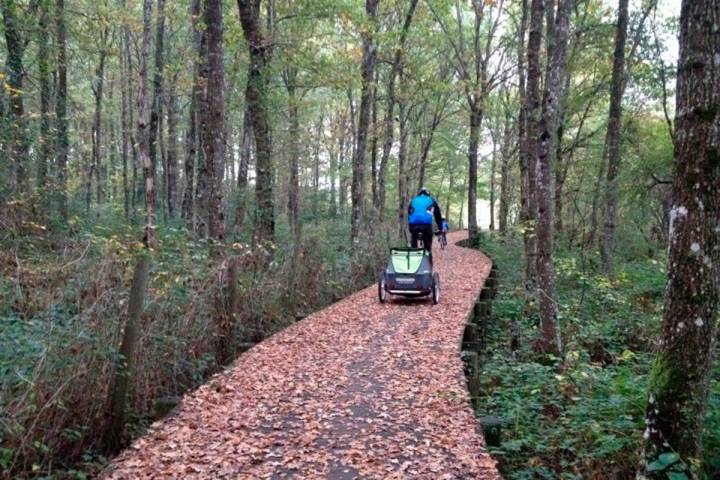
[435,230,447,250]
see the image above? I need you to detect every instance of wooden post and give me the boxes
[463,322,480,352]
[479,415,502,447]
[464,350,481,408]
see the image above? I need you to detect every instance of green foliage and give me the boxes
[471,234,719,480]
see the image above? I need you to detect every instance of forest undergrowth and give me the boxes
[473,233,720,480]
[0,205,387,479]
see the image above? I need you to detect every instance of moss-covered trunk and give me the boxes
[640,0,720,475]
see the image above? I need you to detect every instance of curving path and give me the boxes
[103,230,499,479]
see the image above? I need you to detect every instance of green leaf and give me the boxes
[658,452,680,465]
[666,472,688,480]
[646,460,667,472]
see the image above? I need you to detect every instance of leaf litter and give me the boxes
[103,231,499,479]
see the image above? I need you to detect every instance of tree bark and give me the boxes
[201,0,225,246]
[238,0,275,247]
[312,114,323,221]
[137,0,155,248]
[2,0,30,195]
[489,136,497,231]
[149,0,166,215]
[523,0,542,293]
[498,109,513,235]
[284,68,300,237]
[467,106,482,239]
[166,78,179,218]
[599,0,630,275]
[350,0,379,245]
[92,28,109,208]
[639,0,719,474]
[121,11,131,219]
[234,104,252,231]
[397,100,409,242]
[534,0,570,356]
[36,0,51,214]
[181,0,203,229]
[55,0,69,220]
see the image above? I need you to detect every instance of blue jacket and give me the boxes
[408,193,443,227]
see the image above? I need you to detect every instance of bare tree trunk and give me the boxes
[397,101,409,242]
[523,0,542,292]
[554,121,565,236]
[328,131,337,216]
[121,15,131,219]
[467,106,482,240]
[416,105,444,193]
[92,30,108,208]
[350,0,379,245]
[182,0,203,230]
[55,0,69,220]
[338,129,348,216]
[639,0,719,474]
[202,0,225,246]
[312,114,323,221]
[498,109,513,235]
[2,0,30,195]
[375,0,419,220]
[489,137,497,231]
[166,78,179,218]
[202,0,230,364]
[37,1,51,215]
[284,68,300,237]
[599,0,630,275]
[149,0,166,216]
[534,0,569,356]
[370,75,378,213]
[238,0,275,247]
[104,0,154,452]
[234,104,252,231]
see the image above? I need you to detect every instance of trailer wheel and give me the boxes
[378,276,387,303]
[432,273,440,304]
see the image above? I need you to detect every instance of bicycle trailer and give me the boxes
[378,247,440,304]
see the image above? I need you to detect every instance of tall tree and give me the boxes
[165,78,179,218]
[55,0,68,220]
[234,105,252,231]
[534,0,570,356]
[639,0,719,474]
[523,0,543,292]
[149,0,166,213]
[201,0,225,246]
[181,0,204,229]
[429,0,505,241]
[104,0,154,452]
[2,0,31,195]
[375,0,419,220]
[599,0,629,275]
[237,0,275,247]
[36,0,51,214]
[283,67,301,238]
[350,0,378,245]
[91,22,110,207]
[121,3,131,219]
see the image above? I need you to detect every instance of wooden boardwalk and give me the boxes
[103,230,499,479]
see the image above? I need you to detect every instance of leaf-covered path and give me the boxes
[103,231,498,479]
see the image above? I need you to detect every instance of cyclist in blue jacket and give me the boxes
[407,187,443,255]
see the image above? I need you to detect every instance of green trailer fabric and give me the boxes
[391,249,425,274]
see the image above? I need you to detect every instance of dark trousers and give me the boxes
[409,224,434,255]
